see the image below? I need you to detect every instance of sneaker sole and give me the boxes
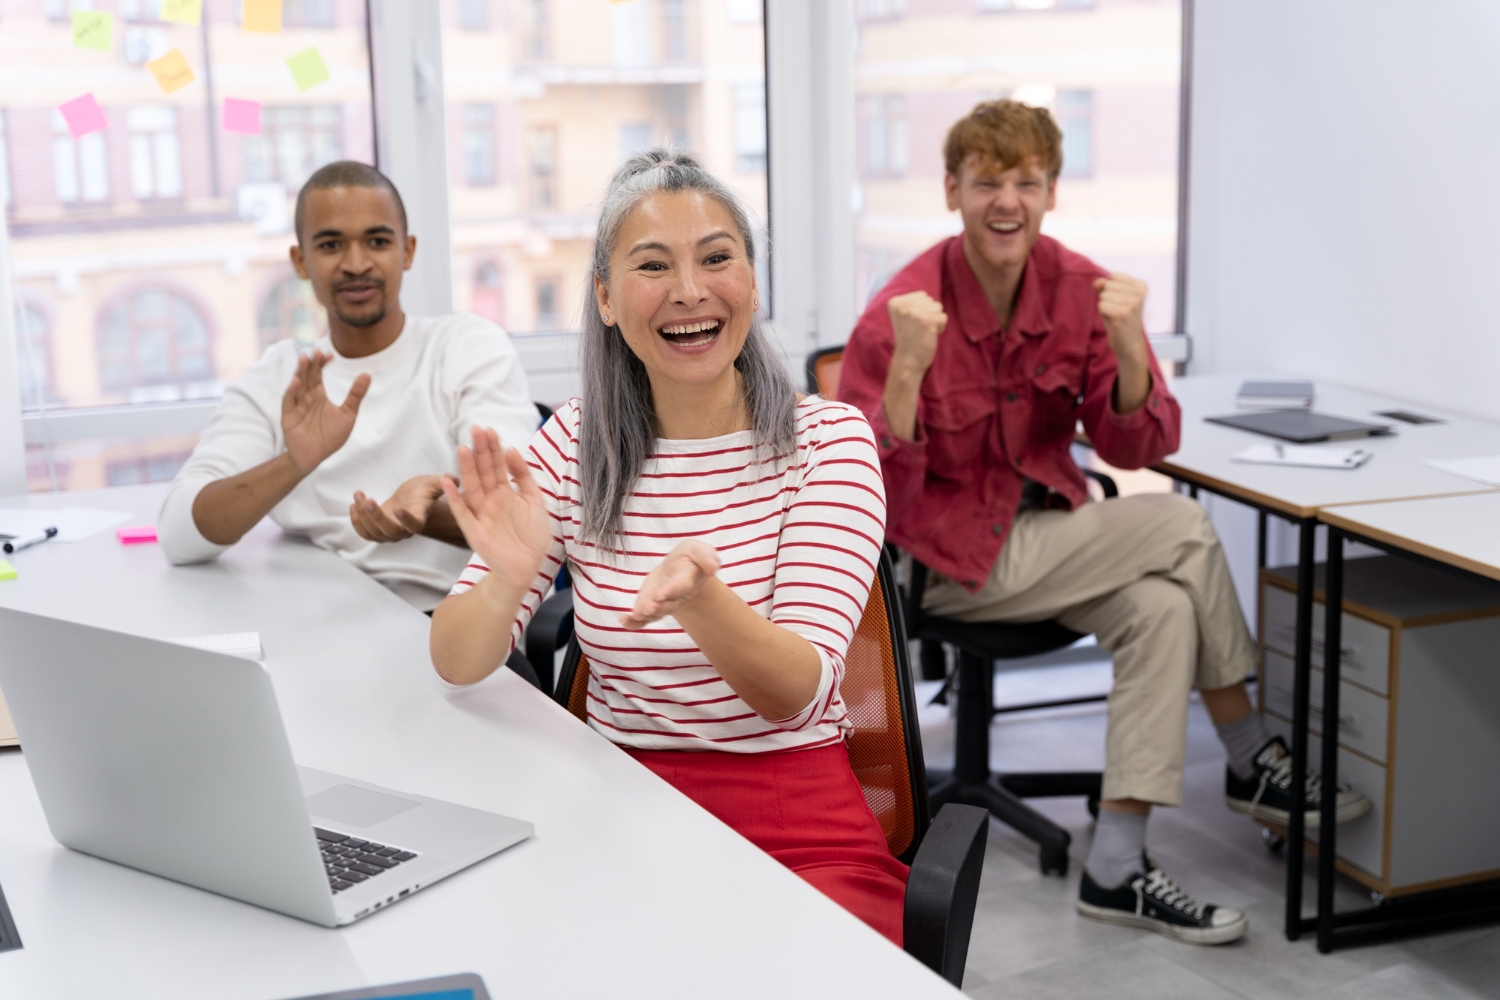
[1075,899,1248,945]
[1224,795,1373,828]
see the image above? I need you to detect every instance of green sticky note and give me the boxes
[72,10,113,50]
[161,0,204,26]
[285,47,330,92]
[0,559,16,582]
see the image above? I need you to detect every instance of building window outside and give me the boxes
[618,122,652,162]
[662,0,689,63]
[245,106,344,190]
[462,104,497,187]
[458,0,489,30]
[53,109,110,205]
[257,276,326,352]
[535,278,560,330]
[1057,89,1093,179]
[526,0,550,59]
[857,0,906,20]
[283,0,336,28]
[97,289,216,398]
[0,110,10,210]
[472,260,504,325]
[15,303,52,408]
[106,449,193,487]
[128,107,184,201]
[734,84,766,173]
[527,126,557,211]
[861,94,907,178]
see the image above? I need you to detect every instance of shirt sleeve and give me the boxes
[1077,317,1182,470]
[441,316,541,456]
[836,302,930,527]
[445,402,574,674]
[157,349,289,565]
[765,404,888,732]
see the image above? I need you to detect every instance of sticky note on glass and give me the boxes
[147,49,196,94]
[116,525,158,544]
[0,559,15,582]
[242,0,282,32]
[160,0,203,25]
[286,47,330,91]
[223,98,262,135]
[58,94,108,139]
[72,10,113,50]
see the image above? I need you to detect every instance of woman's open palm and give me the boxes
[442,428,552,590]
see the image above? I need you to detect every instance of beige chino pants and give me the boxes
[923,492,1256,806]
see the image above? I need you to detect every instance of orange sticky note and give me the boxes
[147,49,196,94]
[242,0,281,32]
[161,0,203,25]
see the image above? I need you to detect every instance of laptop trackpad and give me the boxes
[306,784,421,829]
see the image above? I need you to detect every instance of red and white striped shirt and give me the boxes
[450,397,887,753]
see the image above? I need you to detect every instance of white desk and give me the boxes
[0,486,956,999]
[1158,375,1500,517]
[1320,491,1500,583]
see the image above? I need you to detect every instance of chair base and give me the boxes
[928,769,1100,876]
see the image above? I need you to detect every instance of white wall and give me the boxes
[1186,0,1500,423]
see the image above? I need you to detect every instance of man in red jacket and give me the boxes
[840,101,1368,945]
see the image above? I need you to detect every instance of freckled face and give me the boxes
[595,191,758,392]
[945,153,1056,276]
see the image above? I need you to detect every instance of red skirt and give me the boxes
[626,743,909,946]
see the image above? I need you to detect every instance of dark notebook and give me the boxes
[1206,410,1394,444]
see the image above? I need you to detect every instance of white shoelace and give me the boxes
[1261,745,1323,802]
[1135,867,1207,919]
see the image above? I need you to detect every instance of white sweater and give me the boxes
[159,314,539,610]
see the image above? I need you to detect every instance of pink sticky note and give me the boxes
[117,525,158,544]
[59,93,108,139]
[223,98,262,136]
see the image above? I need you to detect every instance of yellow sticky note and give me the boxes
[286,47,329,91]
[242,0,282,32]
[161,0,203,26]
[72,10,113,50]
[147,49,196,94]
[0,559,15,582]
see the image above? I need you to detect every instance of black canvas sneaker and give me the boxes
[1225,736,1372,828]
[1077,856,1248,945]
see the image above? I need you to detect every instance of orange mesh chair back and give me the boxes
[553,554,928,864]
[806,346,845,399]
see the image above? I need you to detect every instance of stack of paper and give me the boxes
[1232,443,1373,469]
[1426,455,1500,487]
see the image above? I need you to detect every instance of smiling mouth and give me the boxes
[988,221,1023,235]
[335,282,382,300]
[657,319,723,348]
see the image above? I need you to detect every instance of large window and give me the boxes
[851,1,1183,335]
[3,0,375,491]
[441,0,769,355]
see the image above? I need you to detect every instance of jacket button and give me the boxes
[1034,363,1048,375]
[991,523,1004,535]
[965,580,977,588]
[1016,456,1025,466]
[881,436,892,448]
[1005,391,1018,402]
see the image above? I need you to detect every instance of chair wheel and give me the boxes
[1086,795,1100,819]
[1040,848,1069,876]
[1263,829,1286,853]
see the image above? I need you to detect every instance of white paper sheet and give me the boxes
[172,632,264,661]
[0,506,133,543]
[1426,455,1500,487]
[1231,443,1373,469]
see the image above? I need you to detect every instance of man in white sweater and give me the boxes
[159,162,538,610]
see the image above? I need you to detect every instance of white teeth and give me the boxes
[661,320,720,335]
[990,222,1021,233]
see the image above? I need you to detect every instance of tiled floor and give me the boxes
[915,656,1500,1000]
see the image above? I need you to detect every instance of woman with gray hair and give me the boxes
[429,149,907,944]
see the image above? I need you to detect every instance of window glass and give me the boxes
[3,0,376,491]
[852,1,1181,334]
[440,0,769,352]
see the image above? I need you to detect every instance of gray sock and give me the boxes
[1217,712,1272,780]
[1085,809,1148,890]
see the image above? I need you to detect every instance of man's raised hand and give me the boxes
[350,475,444,543]
[441,428,552,590]
[621,540,721,630]
[281,351,371,475]
[887,290,949,375]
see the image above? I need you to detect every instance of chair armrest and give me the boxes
[1083,468,1119,499]
[523,588,575,695]
[503,649,542,690]
[903,803,988,987]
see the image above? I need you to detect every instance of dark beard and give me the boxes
[333,301,387,328]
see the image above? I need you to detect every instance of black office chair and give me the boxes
[539,553,990,987]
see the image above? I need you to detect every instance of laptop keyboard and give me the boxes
[315,827,419,894]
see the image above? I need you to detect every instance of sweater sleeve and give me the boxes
[441,316,541,456]
[1077,317,1182,470]
[765,403,887,732]
[157,348,290,565]
[446,402,574,671]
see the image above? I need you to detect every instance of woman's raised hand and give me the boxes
[441,427,552,590]
[622,540,721,630]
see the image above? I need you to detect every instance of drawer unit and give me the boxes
[1263,714,1386,879]
[1261,583,1391,695]
[1260,649,1390,764]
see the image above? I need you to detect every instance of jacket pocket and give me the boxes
[1029,354,1085,434]
[923,388,995,481]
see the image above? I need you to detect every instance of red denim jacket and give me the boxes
[837,235,1181,591]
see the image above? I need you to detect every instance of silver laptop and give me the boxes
[0,607,532,927]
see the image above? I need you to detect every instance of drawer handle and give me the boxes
[1269,623,1356,660]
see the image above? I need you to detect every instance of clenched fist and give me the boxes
[1092,272,1150,365]
[887,291,948,375]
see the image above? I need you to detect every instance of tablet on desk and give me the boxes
[282,973,490,1000]
[1205,410,1394,444]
